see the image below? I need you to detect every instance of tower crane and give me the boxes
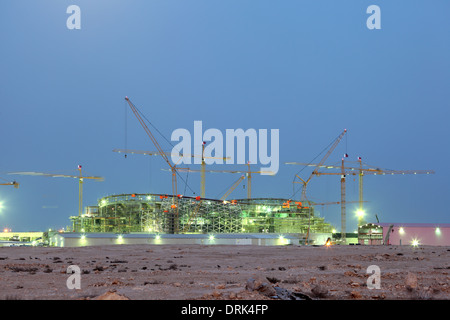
[295,159,434,243]
[8,165,103,217]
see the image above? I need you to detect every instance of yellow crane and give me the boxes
[8,165,103,217]
[296,159,434,243]
[0,179,19,188]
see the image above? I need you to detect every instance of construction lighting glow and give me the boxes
[356,209,365,218]
[411,239,420,247]
[332,229,337,234]
[399,227,405,235]
[435,227,441,235]
[209,235,215,241]
[155,235,161,240]
[3,228,10,233]
[279,235,288,244]
[80,234,86,240]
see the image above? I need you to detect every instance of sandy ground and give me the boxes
[0,244,449,300]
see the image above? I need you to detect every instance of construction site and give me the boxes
[2,97,439,247]
[65,97,340,245]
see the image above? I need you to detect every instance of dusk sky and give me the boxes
[1,1,449,233]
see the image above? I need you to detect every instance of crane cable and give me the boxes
[290,131,347,199]
[126,102,196,195]
[215,176,244,200]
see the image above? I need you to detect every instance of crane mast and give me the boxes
[340,158,347,243]
[201,142,206,198]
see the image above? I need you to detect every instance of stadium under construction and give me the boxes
[67,193,335,245]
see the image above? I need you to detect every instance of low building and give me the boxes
[0,231,43,242]
[358,223,383,245]
[331,232,359,245]
[359,222,450,246]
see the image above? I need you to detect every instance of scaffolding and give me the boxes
[236,198,334,234]
[160,197,243,234]
[70,194,335,235]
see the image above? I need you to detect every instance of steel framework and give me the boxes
[70,193,335,236]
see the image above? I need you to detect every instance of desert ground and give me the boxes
[0,244,448,300]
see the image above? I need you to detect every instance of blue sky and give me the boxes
[0,0,449,233]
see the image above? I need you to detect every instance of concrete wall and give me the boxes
[384,226,450,246]
[50,234,301,247]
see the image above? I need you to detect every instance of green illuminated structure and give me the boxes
[70,194,334,235]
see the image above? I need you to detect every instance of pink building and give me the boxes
[377,223,450,246]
